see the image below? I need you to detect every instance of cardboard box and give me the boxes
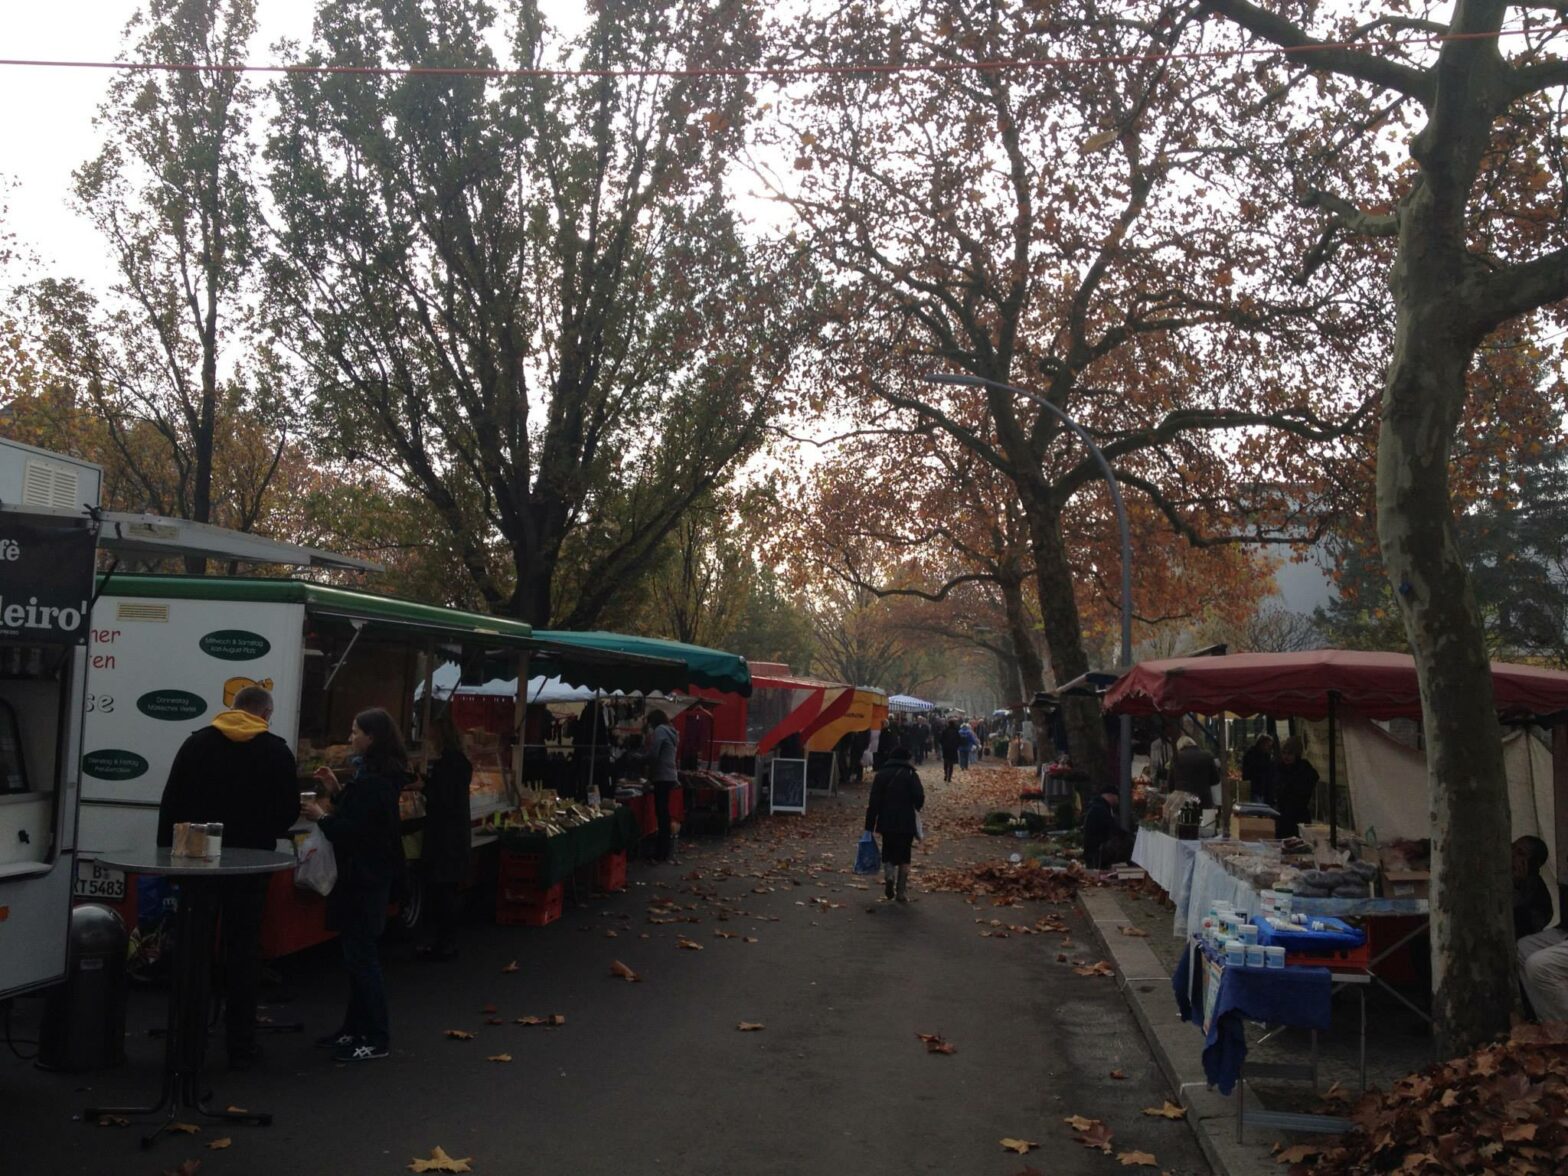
[1382,869,1431,901]
[1232,814,1276,842]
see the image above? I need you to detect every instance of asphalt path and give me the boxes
[2,761,1209,1175]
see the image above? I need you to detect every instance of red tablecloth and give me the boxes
[623,789,686,838]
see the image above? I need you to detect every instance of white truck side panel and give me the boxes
[78,598,305,855]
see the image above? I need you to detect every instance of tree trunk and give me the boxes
[1378,256,1516,1057]
[1029,508,1107,783]
[999,569,1052,759]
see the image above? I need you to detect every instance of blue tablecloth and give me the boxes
[1172,939,1332,1095]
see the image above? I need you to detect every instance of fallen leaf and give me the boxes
[1075,1122,1115,1153]
[676,937,704,951]
[1142,1101,1186,1120]
[161,1163,201,1176]
[1110,1069,1128,1080]
[1074,961,1115,977]
[605,930,618,938]
[1503,1123,1538,1143]
[481,1003,497,1014]
[501,960,519,973]
[1274,1143,1324,1164]
[97,1115,129,1128]
[737,1022,765,1031]
[487,1053,513,1063]
[549,1014,566,1026]
[744,936,758,944]
[408,1146,474,1173]
[610,960,642,982]
[224,1106,248,1114]
[485,1017,505,1026]
[1000,1138,1039,1154]
[1064,1115,1100,1132]
[516,1015,545,1026]
[170,1123,201,1134]
[208,1139,232,1151]
[916,1032,957,1054]
[444,1029,475,1040]
[1119,925,1150,937]
[1117,1151,1158,1168]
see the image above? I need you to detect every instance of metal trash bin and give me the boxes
[36,904,128,1071]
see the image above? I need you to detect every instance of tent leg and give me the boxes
[1328,691,1338,848]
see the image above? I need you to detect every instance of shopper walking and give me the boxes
[156,685,298,1069]
[864,746,925,902]
[645,709,681,862]
[939,718,961,782]
[958,722,978,771]
[414,708,471,962]
[303,708,409,1062]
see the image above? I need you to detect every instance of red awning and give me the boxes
[1102,650,1568,722]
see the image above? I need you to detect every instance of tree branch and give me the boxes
[1200,0,1435,103]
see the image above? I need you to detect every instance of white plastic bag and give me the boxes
[294,825,338,896]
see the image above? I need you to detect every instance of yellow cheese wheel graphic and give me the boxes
[223,676,275,707]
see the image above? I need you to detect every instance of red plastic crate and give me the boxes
[498,851,544,885]
[1287,941,1371,971]
[496,881,563,926]
[594,851,627,893]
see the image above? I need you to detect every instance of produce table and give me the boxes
[496,807,641,887]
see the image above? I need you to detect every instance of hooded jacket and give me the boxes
[156,709,300,851]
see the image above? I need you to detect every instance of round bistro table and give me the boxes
[84,847,294,1148]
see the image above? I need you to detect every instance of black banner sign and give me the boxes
[0,514,96,644]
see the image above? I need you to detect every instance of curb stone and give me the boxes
[1080,888,1281,1176]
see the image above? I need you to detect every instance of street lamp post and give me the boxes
[924,372,1134,830]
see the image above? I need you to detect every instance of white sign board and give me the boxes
[79,596,305,852]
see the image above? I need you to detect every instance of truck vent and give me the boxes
[22,459,80,510]
[115,603,170,623]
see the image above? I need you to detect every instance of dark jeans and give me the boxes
[654,780,677,861]
[424,878,461,952]
[337,884,391,1048]
[215,875,268,1054]
[943,756,956,782]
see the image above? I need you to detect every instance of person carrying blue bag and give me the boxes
[865,745,925,902]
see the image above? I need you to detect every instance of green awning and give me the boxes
[96,574,538,649]
[532,631,751,697]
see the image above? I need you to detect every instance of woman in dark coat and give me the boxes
[1240,734,1278,806]
[415,708,472,962]
[939,718,961,783]
[304,707,410,1062]
[1273,736,1320,840]
[865,746,925,902]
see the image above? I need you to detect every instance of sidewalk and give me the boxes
[1080,888,1280,1176]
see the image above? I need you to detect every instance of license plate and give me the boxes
[74,861,126,900]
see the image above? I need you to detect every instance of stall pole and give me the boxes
[511,651,530,804]
[925,371,1134,829]
[418,640,435,775]
[1328,690,1339,848]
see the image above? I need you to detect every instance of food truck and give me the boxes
[0,440,379,994]
[75,576,549,954]
[0,441,102,999]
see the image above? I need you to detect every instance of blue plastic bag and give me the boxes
[854,831,881,874]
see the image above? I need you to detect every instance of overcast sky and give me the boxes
[2,1,321,286]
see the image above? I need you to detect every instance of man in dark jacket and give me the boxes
[1170,736,1221,807]
[157,685,298,1068]
[1082,785,1124,869]
[1514,835,1555,941]
[1273,737,1320,839]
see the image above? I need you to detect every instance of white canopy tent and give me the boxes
[888,694,934,713]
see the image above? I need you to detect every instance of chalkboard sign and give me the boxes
[806,750,836,795]
[770,757,807,814]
